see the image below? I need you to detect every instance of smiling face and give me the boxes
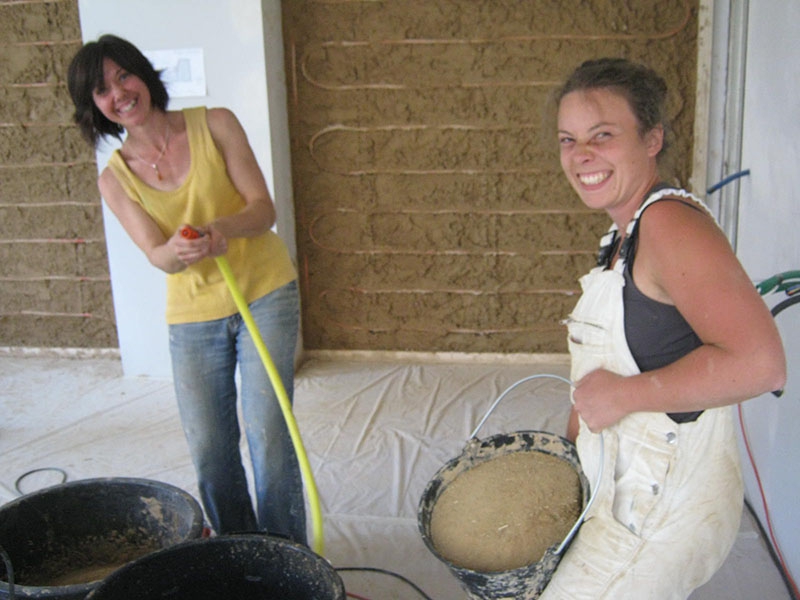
[557,87,663,225]
[91,57,153,129]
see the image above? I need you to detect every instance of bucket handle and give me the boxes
[467,373,604,556]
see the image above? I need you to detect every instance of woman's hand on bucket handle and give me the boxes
[573,369,628,432]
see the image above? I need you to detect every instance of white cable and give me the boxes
[466,373,603,556]
[469,373,573,439]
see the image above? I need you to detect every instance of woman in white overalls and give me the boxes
[540,58,786,599]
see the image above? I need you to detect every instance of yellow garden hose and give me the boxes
[180,226,324,556]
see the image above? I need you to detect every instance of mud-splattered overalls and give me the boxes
[540,188,744,600]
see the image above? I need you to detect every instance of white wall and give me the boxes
[734,1,800,586]
[77,0,294,377]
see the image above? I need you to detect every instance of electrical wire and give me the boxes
[737,403,800,600]
[739,278,799,599]
[743,499,799,600]
[468,373,574,439]
[772,294,800,318]
[466,373,602,555]
[706,169,751,194]
[14,467,67,495]
[336,567,435,600]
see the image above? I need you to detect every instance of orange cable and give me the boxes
[737,403,800,598]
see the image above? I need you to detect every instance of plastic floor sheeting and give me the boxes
[0,353,792,600]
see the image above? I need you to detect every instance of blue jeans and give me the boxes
[169,280,306,543]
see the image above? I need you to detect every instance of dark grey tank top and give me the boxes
[621,196,703,423]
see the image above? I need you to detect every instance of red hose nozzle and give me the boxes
[180,225,203,239]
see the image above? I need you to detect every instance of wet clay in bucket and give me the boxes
[430,447,582,572]
[418,374,601,600]
[85,535,346,600]
[0,477,204,600]
[419,431,590,600]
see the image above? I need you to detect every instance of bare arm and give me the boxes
[98,108,275,273]
[98,169,200,273]
[573,200,786,431]
[204,107,276,239]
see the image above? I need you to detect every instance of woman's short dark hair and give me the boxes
[556,57,669,156]
[67,34,168,147]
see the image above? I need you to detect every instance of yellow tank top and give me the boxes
[107,106,296,324]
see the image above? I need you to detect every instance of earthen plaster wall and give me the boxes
[0,0,116,349]
[283,0,700,354]
[1,1,699,356]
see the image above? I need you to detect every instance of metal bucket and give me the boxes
[85,535,346,600]
[0,477,204,600]
[418,375,602,600]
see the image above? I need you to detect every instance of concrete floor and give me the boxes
[0,352,793,599]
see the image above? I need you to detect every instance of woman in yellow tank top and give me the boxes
[67,34,306,543]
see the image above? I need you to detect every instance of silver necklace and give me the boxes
[129,119,171,181]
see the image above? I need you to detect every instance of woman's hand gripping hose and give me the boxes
[180,225,324,556]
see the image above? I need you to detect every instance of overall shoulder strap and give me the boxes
[616,187,714,269]
[595,225,620,268]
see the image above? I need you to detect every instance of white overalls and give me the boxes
[540,189,744,600]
